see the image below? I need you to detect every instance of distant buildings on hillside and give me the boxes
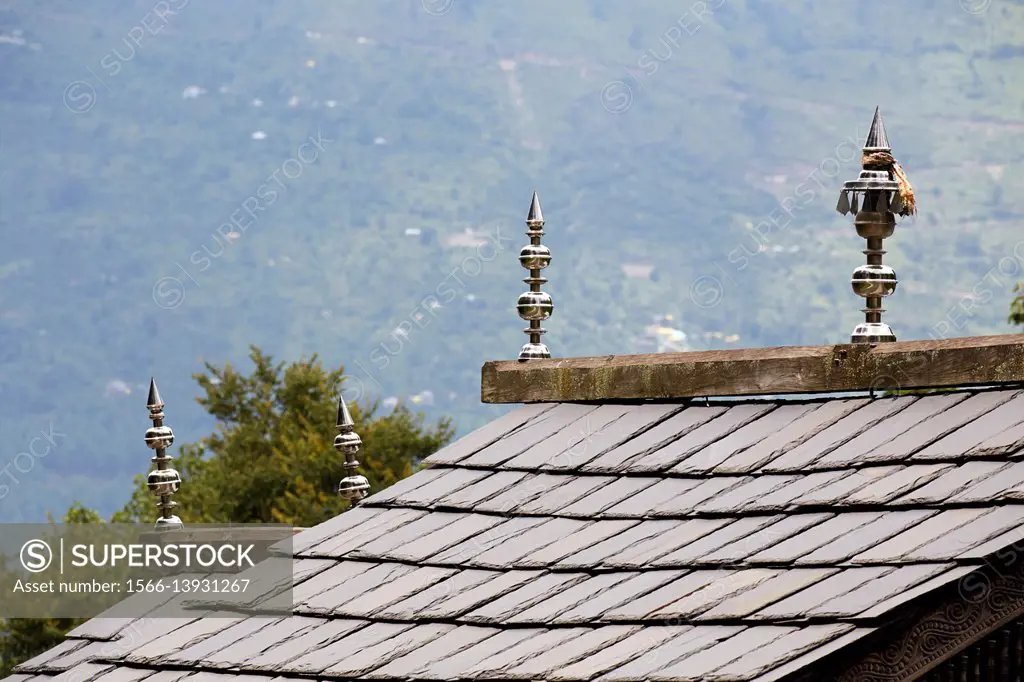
[634,314,741,354]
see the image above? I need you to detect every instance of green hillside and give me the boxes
[1,0,1022,521]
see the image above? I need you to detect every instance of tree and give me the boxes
[1010,284,1024,326]
[0,504,99,677]
[113,346,454,526]
[0,347,455,674]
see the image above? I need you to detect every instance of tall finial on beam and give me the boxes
[836,107,916,344]
[335,396,369,505]
[516,191,553,360]
[144,378,183,530]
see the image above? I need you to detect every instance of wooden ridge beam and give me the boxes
[481,334,1024,403]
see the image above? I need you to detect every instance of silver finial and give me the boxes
[335,397,369,505]
[144,378,182,530]
[516,192,553,360]
[835,107,915,344]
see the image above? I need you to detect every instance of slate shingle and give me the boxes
[582,406,729,472]
[811,392,970,469]
[537,403,686,472]
[548,627,688,681]
[245,620,369,670]
[286,622,414,674]
[163,617,280,666]
[363,625,500,679]
[201,617,323,667]
[385,513,505,562]
[839,464,953,505]
[432,470,530,507]
[911,391,1024,460]
[710,625,855,680]
[500,404,636,470]
[553,571,688,624]
[502,625,641,677]
[428,515,551,564]
[413,629,547,680]
[321,624,454,677]
[894,461,1010,505]
[514,520,640,567]
[392,468,492,506]
[849,508,994,563]
[670,403,819,474]
[424,403,554,465]
[516,475,615,514]
[595,626,745,681]
[468,517,591,568]
[793,509,937,564]
[555,476,662,516]
[601,477,704,517]
[714,398,870,474]
[376,569,501,619]
[19,388,1024,682]
[301,508,425,557]
[302,564,417,614]
[385,570,538,620]
[743,470,853,511]
[504,573,639,624]
[465,404,603,467]
[647,626,797,681]
[763,397,917,472]
[649,517,782,567]
[331,565,457,617]
[700,514,833,564]
[747,512,887,564]
[600,518,734,568]
[627,404,777,473]
[694,568,838,620]
[462,627,587,676]
[806,564,953,618]
[754,567,895,619]
[460,572,590,623]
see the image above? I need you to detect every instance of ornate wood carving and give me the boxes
[787,556,1024,682]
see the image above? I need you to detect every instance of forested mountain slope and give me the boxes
[0,0,1022,520]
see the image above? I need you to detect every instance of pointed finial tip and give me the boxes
[527,191,543,224]
[146,377,164,408]
[336,396,354,428]
[864,106,891,150]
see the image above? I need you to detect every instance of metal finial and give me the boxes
[335,396,369,505]
[516,191,553,360]
[147,379,163,409]
[144,378,183,530]
[863,106,891,151]
[527,191,543,223]
[835,107,903,344]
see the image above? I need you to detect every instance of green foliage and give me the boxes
[883,386,961,397]
[0,505,98,677]
[112,346,453,527]
[1,347,453,673]
[1010,283,1024,327]
[0,618,83,678]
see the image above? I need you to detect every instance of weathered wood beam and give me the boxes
[481,334,1024,403]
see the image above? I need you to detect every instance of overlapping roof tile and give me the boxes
[11,388,1024,682]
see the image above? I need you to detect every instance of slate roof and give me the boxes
[10,387,1024,682]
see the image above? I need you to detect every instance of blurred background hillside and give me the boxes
[1,0,1023,521]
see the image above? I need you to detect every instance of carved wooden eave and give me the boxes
[783,547,1024,682]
